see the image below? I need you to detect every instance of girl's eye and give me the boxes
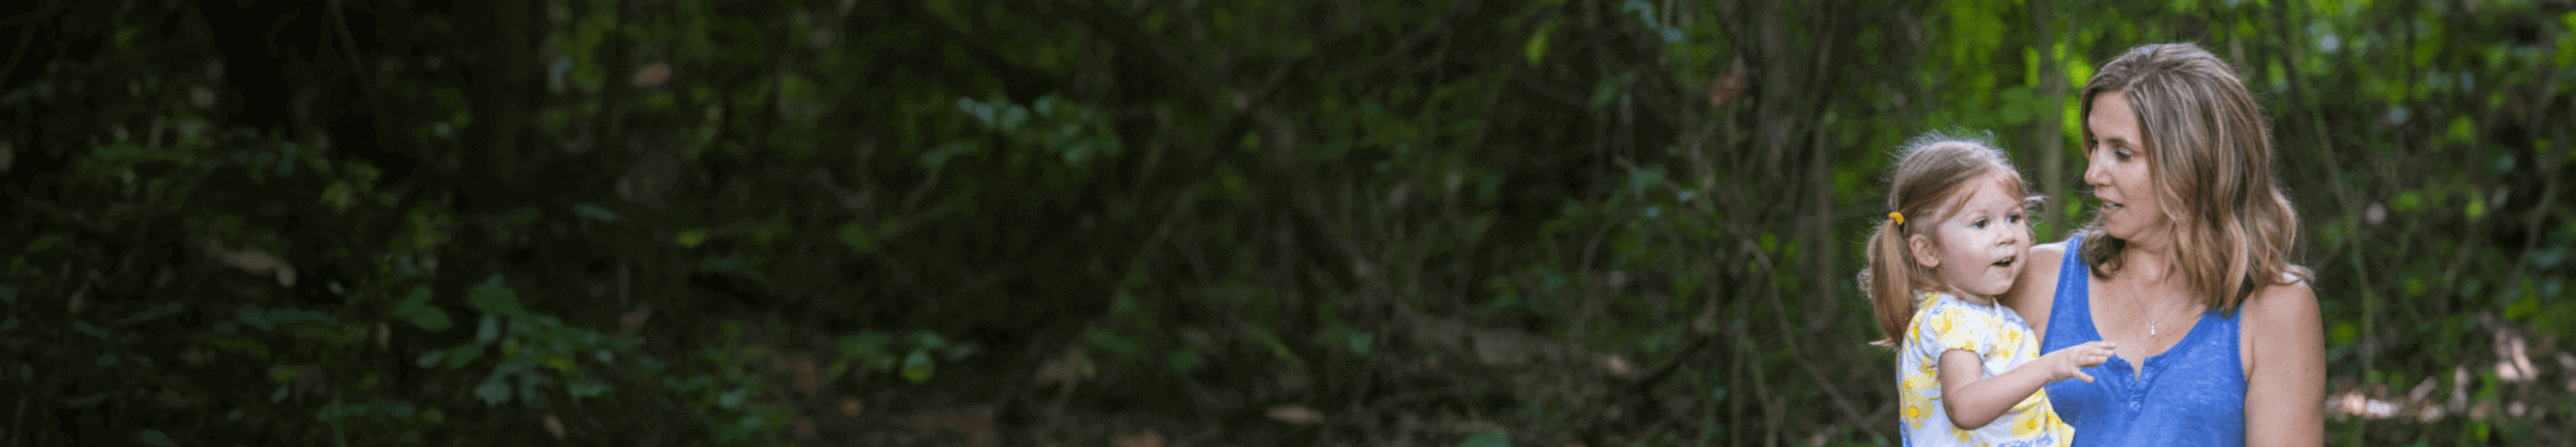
[2007,213,2023,224]
[1971,218,1989,229]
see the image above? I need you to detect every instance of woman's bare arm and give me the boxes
[2243,280,2325,446]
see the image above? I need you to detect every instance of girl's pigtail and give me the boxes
[1861,215,1916,347]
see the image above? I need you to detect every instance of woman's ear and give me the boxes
[1908,233,1943,269]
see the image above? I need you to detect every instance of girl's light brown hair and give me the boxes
[1861,132,2035,347]
[2076,43,2311,314]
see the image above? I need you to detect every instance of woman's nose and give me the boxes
[2081,156,2108,187]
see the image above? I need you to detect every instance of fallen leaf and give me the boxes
[633,62,672,88]
[1266,405,1325,424]
[1452,421,1507,434]
[621,304,654,333]
[208,240,295,286]
[790,356,821,393]
[543,413,566,439]
[795,417,816,438]
[1600,354,1634,377]
[1035,347,1092,385]
[841,398,865,417]
[1112,429,1164,447]
[1708,57,1749,107]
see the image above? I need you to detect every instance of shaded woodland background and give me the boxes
[3,0,2573,445]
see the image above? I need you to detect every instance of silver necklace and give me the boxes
[2131,279,2181,342]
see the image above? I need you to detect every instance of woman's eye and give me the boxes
[2115,149,2133,161]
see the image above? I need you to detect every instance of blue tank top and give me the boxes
[2040,235,2245,447]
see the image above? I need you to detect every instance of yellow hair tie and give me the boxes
[1888,212,1905,225]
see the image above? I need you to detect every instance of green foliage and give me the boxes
[1458,431,1512,447]
[3,0,2569,445]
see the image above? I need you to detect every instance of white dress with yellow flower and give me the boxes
[1895,292,2073,447]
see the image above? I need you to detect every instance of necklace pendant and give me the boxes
[2150,320,2158,337]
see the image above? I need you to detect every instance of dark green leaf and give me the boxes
[1458,432,1511,447]
[1086,330,1145,358]
[476,314,502,345]
[902,350,935,384]
[73,320,110,338]
[571,202,619,223]
[466,275,524,316]
[475,374,513,407]
[392,286,452,331]
[718,386,749,409]
[1168,349,1203,374]
[136,429,176,447]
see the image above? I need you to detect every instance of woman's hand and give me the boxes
[2035,341,2116,383]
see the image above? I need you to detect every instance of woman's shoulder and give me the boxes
[2236,272,2321,383]
[2238,273,2319,325]
[2028,241,2069,263]
[2002,241,2072,311]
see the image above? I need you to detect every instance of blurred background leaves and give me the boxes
[1,0,2571,445]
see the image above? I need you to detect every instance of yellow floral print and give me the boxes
[1893,292,2074,447]
[2013,410,2043,437]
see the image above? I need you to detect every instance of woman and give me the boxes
[2000,43,2325,446]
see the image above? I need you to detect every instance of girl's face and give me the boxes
[1910,171,2033,298]
[2083,91,2172,245]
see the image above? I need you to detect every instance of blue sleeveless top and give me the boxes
[2040,235,2245,447]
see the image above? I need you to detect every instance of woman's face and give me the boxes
[2083,91,2171,245]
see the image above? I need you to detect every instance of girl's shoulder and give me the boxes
[1914,294,2006,327]
[1907,293,2005,356]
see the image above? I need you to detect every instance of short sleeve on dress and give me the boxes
[1910,297,1994,361]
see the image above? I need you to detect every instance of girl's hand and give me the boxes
[2037,341,2116,383]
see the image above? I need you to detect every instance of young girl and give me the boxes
[1861,132,2116,446]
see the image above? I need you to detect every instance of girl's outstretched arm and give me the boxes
[1937,341,2115,428]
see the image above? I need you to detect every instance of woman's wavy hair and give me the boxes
[2076,43,2311,314]
[1859,131,2037,347]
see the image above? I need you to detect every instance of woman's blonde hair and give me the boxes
[2076,43,2311,314]
[1861,131,2037,347]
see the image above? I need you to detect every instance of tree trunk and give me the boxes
[2031,0,2068,240]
